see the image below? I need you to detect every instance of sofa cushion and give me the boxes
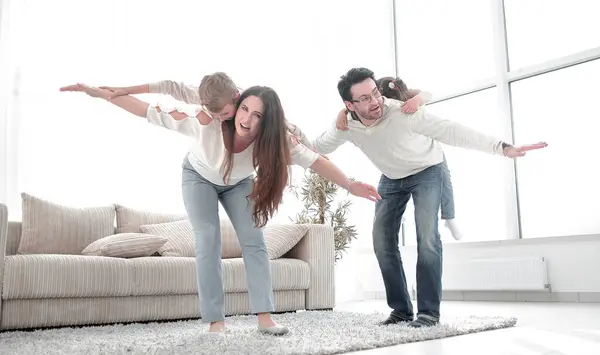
[81,233,167,258]
[17,193,116,255]
[140,219,243,259]
[129,257,310,296]
[2,255,134,300]
[115,205,187,234]
[264,224,309,259]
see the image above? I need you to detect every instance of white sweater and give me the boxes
[148,80,314,147]
[311,97,506,179]
[145,93,319,186]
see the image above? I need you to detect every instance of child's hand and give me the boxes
[401,97,422,113]
[335,108,349,130]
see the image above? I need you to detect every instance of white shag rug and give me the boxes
[0,311,517,355]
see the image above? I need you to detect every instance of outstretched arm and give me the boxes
[99,80,201,104]
[59,83,212,136]
[311,123,349,154]
[400,106,547,158]
[309,156,381,202]
[288,136,380,202]
[148,80,201,104]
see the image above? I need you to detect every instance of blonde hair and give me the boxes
[198,72,239,112]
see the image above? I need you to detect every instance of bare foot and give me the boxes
[208,320,225,333]
[59,83,112,100]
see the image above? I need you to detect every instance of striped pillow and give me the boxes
[263,224,309,259]
[82,233,167,258]
[115,205,187,234]
[140,219,243,259]
[17,192,116,255]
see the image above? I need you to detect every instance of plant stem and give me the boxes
[318,177,326,224]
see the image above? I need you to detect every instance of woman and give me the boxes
[335,76,463,241]
[60,83,381,335]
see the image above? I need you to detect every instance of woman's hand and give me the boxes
[59,83,113,100]
[335,108,349,131]
[348,181,381,202]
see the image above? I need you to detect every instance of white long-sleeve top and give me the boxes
[145,94,318,186]
[311,97,506,179]
[148,80,314,148]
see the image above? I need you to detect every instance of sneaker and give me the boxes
[378,313,414,326]
[408,314,439,328]
[258,323,289,336]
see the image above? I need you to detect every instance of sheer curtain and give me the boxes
[4,0,397,302]
[0,0,19,213]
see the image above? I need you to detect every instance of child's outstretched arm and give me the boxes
[99,80,201,104]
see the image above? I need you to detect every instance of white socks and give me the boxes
[444,219,464,241]
[401,216,464,241]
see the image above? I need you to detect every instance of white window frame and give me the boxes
[392,0,600,242]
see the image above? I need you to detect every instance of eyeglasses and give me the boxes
[351,89,382,105]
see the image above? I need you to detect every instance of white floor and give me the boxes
[334,299,600,355]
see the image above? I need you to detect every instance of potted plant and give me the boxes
[289,169,358,262]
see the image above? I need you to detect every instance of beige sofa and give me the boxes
[0,194,335,331]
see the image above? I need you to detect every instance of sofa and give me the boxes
[0,193,335,331]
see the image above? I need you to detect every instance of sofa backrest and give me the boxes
[6,222,22,256]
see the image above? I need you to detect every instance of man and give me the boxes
[311,67,547,328]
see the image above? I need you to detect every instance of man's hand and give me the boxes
[348,181,382,202]
[503,141,548,158]
[99,86,130,100]
[401,96,422,113]
[335,108,349,131]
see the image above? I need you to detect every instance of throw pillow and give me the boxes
[17,192,116,255]
[82,233,167,258]
[115,204,187,234]
[140,219,195,257]
[140,219,243,258]
[263,224,309,259]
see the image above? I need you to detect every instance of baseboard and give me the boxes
[363,290,600,303]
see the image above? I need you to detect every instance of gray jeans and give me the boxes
[181,156,274,323]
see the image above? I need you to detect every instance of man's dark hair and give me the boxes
[337,67,376,102]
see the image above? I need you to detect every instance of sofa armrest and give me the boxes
[285,224,335,310]
[0,203,8,320]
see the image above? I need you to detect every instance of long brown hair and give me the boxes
[221,86,291,227]
[376,76,414,101]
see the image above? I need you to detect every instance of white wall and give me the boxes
[359,235,600,297]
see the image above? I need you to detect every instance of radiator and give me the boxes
[441,256,550,291]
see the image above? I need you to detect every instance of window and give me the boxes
[511,59,600,238]
[504,0,600,70]
[394,0,496,96]
[403,88,516,245]
[8,0,396,217]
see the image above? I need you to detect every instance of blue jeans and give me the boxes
[372,163,443,319]
[440,155,455,220]
[181,156,274,323]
